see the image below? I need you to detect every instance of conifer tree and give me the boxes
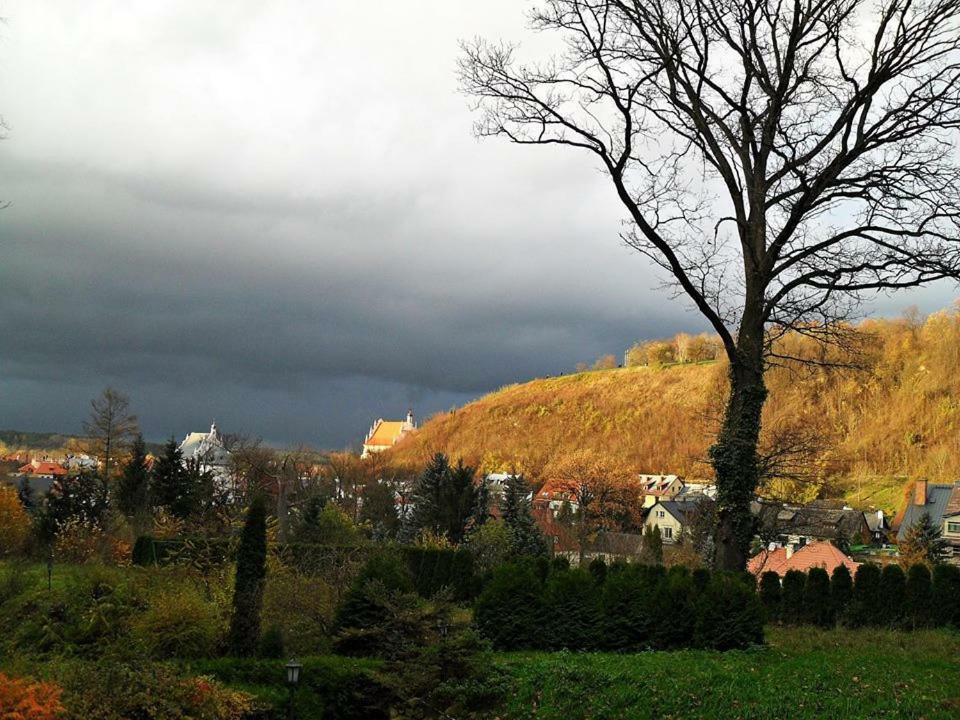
[932,564,960,628]
[899,512,945,568]
[780,570,805,625]
[830,565,853,622]
[228,495,268,656]
[407,453,484,543]
[758,571,781,622]
[848,563,882,628]
[803,568,833,627]
[116,433,150,521]
[641,524,663,565]
[500,474,547,558]
[17,479,35,513]
[880,564,907,627]
[905,563,934,629]
[150,438,191,519]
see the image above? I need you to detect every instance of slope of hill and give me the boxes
[389,308,960,514]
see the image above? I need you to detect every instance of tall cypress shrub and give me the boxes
[830,565,853,623]
[781,570,805,625]
[588,557,607,584]
[880,564,906,628]
[848,563,882,627]
[116,434,150,520]
[905,563,933,629]
[651,568,695,649]
[227,495,268,656]
[600,564,656,651]
[692,573,763,650]
[758,571,782,622]
[803,568,833,627]
[932,564,960,628]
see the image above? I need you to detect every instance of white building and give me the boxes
[361,410,416,458]
[179,422,232,489]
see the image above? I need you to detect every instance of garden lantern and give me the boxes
[285,659,302,686]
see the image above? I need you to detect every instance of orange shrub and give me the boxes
[0,673,64,720]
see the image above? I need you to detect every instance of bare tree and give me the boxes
[84,387,138,482]
[461,0,960,568]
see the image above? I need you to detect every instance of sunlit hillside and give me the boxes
[389,307,960,514]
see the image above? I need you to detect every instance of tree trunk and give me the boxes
[711,311,767,571]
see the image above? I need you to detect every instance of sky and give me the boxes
[0,1,955,449]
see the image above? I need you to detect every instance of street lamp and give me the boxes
[285,659,302,720]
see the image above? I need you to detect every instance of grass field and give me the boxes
[493,627,960,720]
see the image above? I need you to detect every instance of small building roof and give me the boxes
[897,482,958,541]
[748,540,859,577]
[18,460,68,477]
[655,497,714,523]
[365,420,407,448]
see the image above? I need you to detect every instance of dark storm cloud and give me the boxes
[0,1,952,447]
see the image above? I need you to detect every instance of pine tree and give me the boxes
[880,564,906,627]
[17,479,35,513]
[116,434,150,520]
[150,438,191,519]
[500,474,548,558]
[407,454,483,544]
[228,495,268,656]
[780,570,805,625]
[898,512,945,568]
[905,563,934,629]
[758,571,781,622]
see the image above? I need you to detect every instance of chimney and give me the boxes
[915,479,927,506]
[406,408,415,428]
[785,544,794,560]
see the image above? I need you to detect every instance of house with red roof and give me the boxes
[748,540,859,578]
[361,410,416,458]
[17,460,68,480]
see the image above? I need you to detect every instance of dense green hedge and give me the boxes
[768,562,960,630]
[474,561,763,651]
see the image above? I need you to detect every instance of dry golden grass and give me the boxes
[389,307,960,514]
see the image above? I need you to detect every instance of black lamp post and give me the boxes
[285,659,302,720]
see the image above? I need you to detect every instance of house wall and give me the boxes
[645,507,683,544]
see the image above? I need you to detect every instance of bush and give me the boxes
[465,519,512,577]
[692,573,763,650]
[880,564,906,627]
[932,563,960,627]
[262,566,336,656]
[132,584,223,659]
[551,556,571,573]
[474,562,543,650]
[830,564,853,621]
[335,551,414,633]
[541,569,601,650]
[758,571,781,622]
[780,570,805,625]
[0,672,64,720]
[803,568,833,627]
[847,563,882,627]
[405,546,477,600]
[0,486,31,557]
[904,563,933,629]
[650,567,695,649]
[131,535,157,566]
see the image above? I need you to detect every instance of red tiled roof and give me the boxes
[535,478,578,502]
[748,540,859,577]
[18,461,68,477]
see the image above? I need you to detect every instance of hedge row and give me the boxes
[474,561,764,652]
[132,536,478,600]
[759,562,960,629]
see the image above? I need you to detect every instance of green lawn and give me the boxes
[493,627,960,720]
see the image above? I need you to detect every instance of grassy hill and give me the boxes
[389,308,960,514]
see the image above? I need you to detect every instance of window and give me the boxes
[657,510,665,518]
[663,527,673,539]
[947,522,960,534]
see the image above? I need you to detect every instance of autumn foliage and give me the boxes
[0,674,64,720]
[0,486,30,557]
[388,307,960,513]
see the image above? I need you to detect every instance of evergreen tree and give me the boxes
[116,433,150,520]
[641,524,663,565]
[228,495,268,656]
[898,512,945,567]
[407,454,483,544]
[359,480,401,539]
[150,438,195,519]
[932,564,960,627]
[830,564,853,622]
[880,564,906,627]
[758,571,781,622]
[803,568,833,627]
[500,474,548,558]
[780,570,805,625]
[848,563,882,627]
[37,471,109,543]
[905,563,934,629]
